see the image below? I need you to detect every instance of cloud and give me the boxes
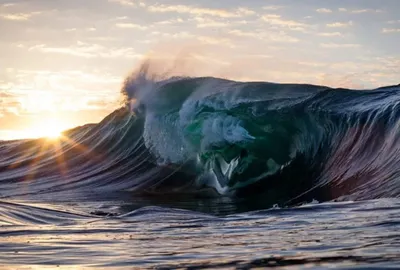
[0,0,397,97]
[29,42,141,58]
[0,82,13,91]
[108,0,135,7]
[0,91,21,120]
[326,21,353,28]
[85,98,118,110]
[0,91,13,98]
[228,29,258,38]
[1,3,16,8]
[320,43,361,48]
[109,0,146,8]
[229,29,299,43]
[338,8,383,13]
[262,5,285,11]
[350,9,383,14]
[8,70,122,96]
[150,31,195,39]
[115,23,147,30]
[197,36,236,48]
[155,18,184,25]
[318,32,343,37]
[198,22,228,28]
[0,12,39,21]
[147,4,255,18]
[261,14,308,31]
[382,28,400,33]
[236,7,256,16]
[193,17,228,28]
[316,8,332,13]
[298,61,326,68]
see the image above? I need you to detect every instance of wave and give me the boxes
[1,67,400,206]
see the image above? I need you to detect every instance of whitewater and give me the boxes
[0,65,399,268]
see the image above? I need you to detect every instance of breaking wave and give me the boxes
[1,64,400,207]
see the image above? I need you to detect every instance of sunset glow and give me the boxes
[22,119,69,140]
[0,1,399,140]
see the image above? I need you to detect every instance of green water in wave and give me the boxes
[183,106,303,189]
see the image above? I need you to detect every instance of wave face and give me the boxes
[1,72,400,206]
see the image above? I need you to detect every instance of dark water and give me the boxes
[1,199,399,269]
[1,74,400,268]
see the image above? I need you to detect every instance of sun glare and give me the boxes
[24,119,67,140]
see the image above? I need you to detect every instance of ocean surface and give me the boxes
[1,72,400,269]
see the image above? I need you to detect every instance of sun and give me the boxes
[41,127,62,139]
[24,118,68,140]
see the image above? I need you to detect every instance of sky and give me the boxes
[0,0,399,140]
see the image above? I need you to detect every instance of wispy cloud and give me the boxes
[194,17,228,28]
[155,18,184,25]
[0,12,40,21]
[320,43,361,48]
[236,7,255,16]
[338,8,383,13]
[0,0,398,113]
[1,3,17,8]
[109,0,146,8]
[150,31,195,39]
[350,9,383,14]
[115,23,147,30]
[29,42,141,58]
[229,29,299,43]
[147,4,254,18]
[228,29,258,38]
[108,0,136,7]
[85,98,118,110]
[262,5,285,11]
[261,14,308,31]
[318,32,343,37]
[327,21,353,28]
[382,28,400,33]
[316,8,333,13]
[197,36,236,48]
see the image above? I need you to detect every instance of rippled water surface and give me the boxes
[1,198,399,269]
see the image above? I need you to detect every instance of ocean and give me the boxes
[1,73,399,269]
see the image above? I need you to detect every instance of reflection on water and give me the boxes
[1,199,399,269]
